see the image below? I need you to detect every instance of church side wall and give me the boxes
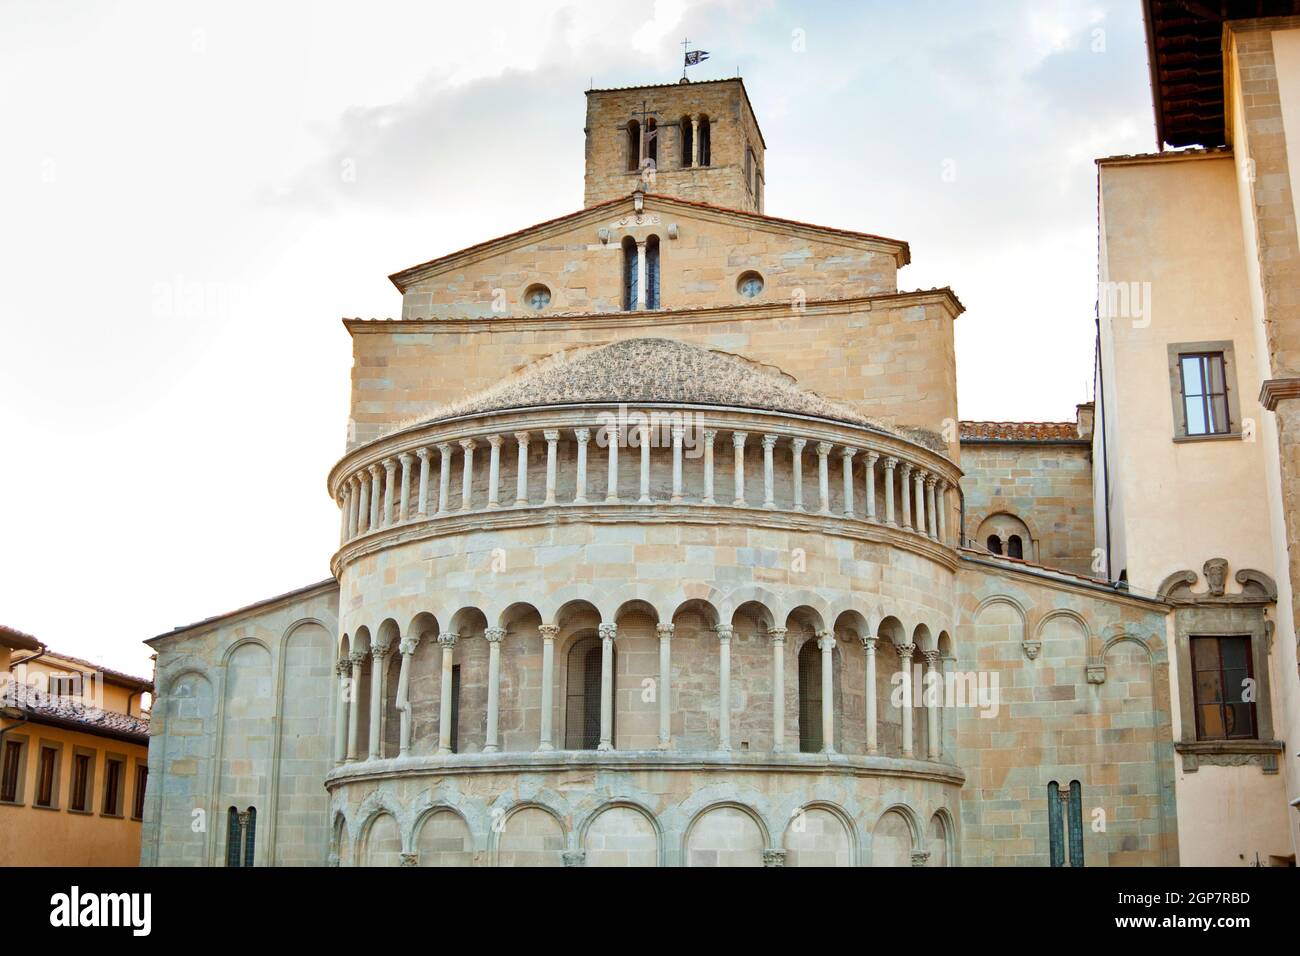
[140,584,339,866]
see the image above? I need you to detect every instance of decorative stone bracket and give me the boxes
[1175,740,1283,774]
[762,848,786,867]
[1022,640,1041,661]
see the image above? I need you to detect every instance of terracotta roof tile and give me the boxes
[960,421,1082,442]
[3,681,149,743]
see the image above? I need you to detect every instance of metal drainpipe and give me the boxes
[0,642,47,762]
[1095,313,1114,585]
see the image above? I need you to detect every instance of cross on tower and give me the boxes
[630,99,659,129]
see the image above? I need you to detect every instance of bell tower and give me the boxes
[582,77,765,213]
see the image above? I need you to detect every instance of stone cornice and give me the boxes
[146,578,339,646]
[1259,377,1300,411]
[959,554,1170,612]
[343,287,964,335]
[323,750,967,789]
[330,500,961,579]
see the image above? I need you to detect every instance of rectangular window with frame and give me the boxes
[34,745,58,808]
[1,739,23,803]
[132,763,147,820]
[102,757,124,816]
[1191,635,1257,740]
[70,752,93,812]
[1179,352,1230,436]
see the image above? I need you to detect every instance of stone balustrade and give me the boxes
[329,404,960,559]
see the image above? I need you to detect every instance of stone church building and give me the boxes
[141,53,1300,866]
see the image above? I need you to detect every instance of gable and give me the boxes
[390,194,909,320]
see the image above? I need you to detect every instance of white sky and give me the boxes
[0,0,1156,676]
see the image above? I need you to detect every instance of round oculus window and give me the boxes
[737,272,764,298]
[525,284,551,311]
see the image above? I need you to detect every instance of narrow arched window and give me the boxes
[621,236,638,311]
[679,115,693,166]
[565,635,609,749]
[226,806,242,867]
[1007,535,1023,559]
[986,535,1002,555]
[698,115,711,166]
[244,806,256,867]
[1067,781,1084,867]
[645,118,657,167]
[1047,782,1063,866]
[1048,781,1085,867]
[797,639,823,753]
[626,121,640,171]
[645,235,660,310]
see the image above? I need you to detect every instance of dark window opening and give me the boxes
[645,235,660,310]
[1048,780,1085,867]
[71,753,91,812]
[102,758,122,816]
[132,764,147,820]
[798,639,823,753]
[1179,351,1230,436]
[645,118,657,167]
[680,115,693,166]
[449,664,461,754]
[626,121,640,171]
[244,807,257,867]
[226,807,242,867]
[986,535,1002,556]
[35,747,56,807]
[1007,535,1023,559]
[698,116,711,166]
[0,741,21,802]
[1191,635,1257,740]
[621,236,638,312]
[566,635,608,750]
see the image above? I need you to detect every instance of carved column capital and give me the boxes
[349,650,368,667]
[762,848,787,867]
[458,438,476,451]
[399,852,419,867]
[860,636,878,653]
[896,642,916,662]
[841,446,858,460]
[437,632,459,648]
[791,437,807,452]
[910,850,931,867]
[656,623,675,639]
[485,626,506,643]
[368,463,382,478]
[335,657,353,676]
[487,433,504,449]
[767,625,787,645]
[437,441,453,456]
[370,640,393,661]
[714,624,734,644]
[899,461,913,477]
[761,434,778,450]
[702,428,717,443]
[921,649,940,667]
[382,458,397,475]
[924,474,937,489]
[732,431,748,449]
[574,427,591,443]
[543,429,560,443]
[598,623,617,642]
[816,441,833,457]
[816,630,836,652]
[398,451,413,466]
[416,446,432,462]
[513,430,530,446]
[561,849,586,867]
[538,624,560,640]
[398,636,419,656]
[883,456,898,471]
[865,450,880,464]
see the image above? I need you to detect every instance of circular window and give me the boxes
[737,271,764,298]
[524,284,551,311]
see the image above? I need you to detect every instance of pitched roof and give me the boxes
[3,681,149,744]
[0,624,42,653]
[38,650,152,691]
[387,193,910,292]
[959,421,1083,442]
[416,337,903,435]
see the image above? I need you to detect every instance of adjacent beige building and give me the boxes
[137,52,1298,866]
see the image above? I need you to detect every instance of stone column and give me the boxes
[597,623,617,751]
[437,443,453,515]
[398,453,413,523]
[864,451,879,522]
[691,117,700,166]
[437,633,458,755]
[514,431,530,506]
[544,430,560,505]
[459,438,476,510]
[337,489,349,545]
[791,438,806,511]
[883,456,897,526]
[923,649,940,759]
[914,469,926,536]
[862,636,878,754]
[574,428,590,503]
[346,650,366,761]
[816,442,832,514]
[925,476,938,540]
[732,431,747,506]
[416,447,431,516]
[347,476,361,538]
[899,463,913,530]
[382,459,396,526]
[368,639,391,759]
[487,435,503,509]
[656,623,673,749]
[605,426,620,503]
[356,473,370,534]
[638,424,652,503]
[841,447,857,517]
[768,626,787,752]
[936,481,948,544]
[538,624,558,751]
[484,627,505,753]
[334,657,351,763]
[396,635,418,757]
[761,435,777,509]
[368,464,382,530]
[702,429,716,504]
[716,625,733,751]
[636,240,647,310]
[897,642,915,757]
[817,630,835,753]
[671,427,685,502]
